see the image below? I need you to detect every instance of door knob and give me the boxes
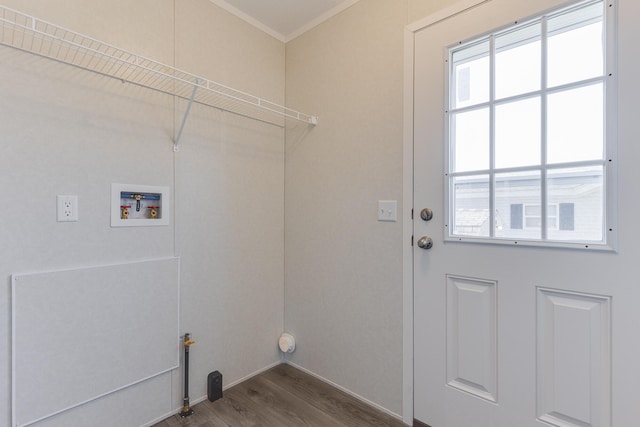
[420,208,433,221]
[417,236,433,250]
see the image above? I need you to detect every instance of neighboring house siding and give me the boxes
[453,173,602,241]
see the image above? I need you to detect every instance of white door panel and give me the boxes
[446,275,498,403]
[536,288,611,426]
[412,0,640,426]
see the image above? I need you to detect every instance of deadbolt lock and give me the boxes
[420,208,433,221]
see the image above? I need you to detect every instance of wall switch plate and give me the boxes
[57,195,78,222]
[378,200,397,222]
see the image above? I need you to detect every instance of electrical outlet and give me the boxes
[57,195,78,222]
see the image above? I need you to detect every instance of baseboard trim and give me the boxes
[222,361,282,390]
[284,361,405,423]
[147,361,409,426]
[413,419,432,427]
[144,361,282,426]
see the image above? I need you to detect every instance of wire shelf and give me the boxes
[0,5,318,128]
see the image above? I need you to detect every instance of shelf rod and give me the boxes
[0,4,318,128]
[173,78,200,153]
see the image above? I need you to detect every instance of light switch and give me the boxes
[378,200,397,222]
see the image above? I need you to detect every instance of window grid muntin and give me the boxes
[541,14,549,239]
[445,0,608,246]
[488,33,496,239]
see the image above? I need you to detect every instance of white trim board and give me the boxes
[142,361,282,427]
[407,0,491,33]
[208,0,361,43]
[285,362,404,422]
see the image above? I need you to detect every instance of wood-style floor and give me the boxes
[152,363,406,427]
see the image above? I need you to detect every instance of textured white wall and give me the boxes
[0,1,285,426]
[284,0,407,416]
[172,0,286,413]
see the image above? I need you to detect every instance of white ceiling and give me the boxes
[209,0,360,42]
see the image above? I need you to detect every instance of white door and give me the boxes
[412,0,640,426]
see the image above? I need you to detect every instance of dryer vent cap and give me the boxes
[278,333,295,353]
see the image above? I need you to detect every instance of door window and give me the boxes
[446,0,614,249]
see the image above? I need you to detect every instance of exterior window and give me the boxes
[510,203,569,230]
[559,203,575,231]
[525,204,556,229]
[446,0,614,248]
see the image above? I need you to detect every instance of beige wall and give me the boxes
[173,0,286,413]
[284,0,407,416]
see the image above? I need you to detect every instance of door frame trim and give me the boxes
[401,24,415,426]
[402,1,493,424]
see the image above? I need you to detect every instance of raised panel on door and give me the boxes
[446,275,497,403]
[537,288,611,427]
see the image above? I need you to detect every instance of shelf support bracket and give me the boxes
[173,78,200,153]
